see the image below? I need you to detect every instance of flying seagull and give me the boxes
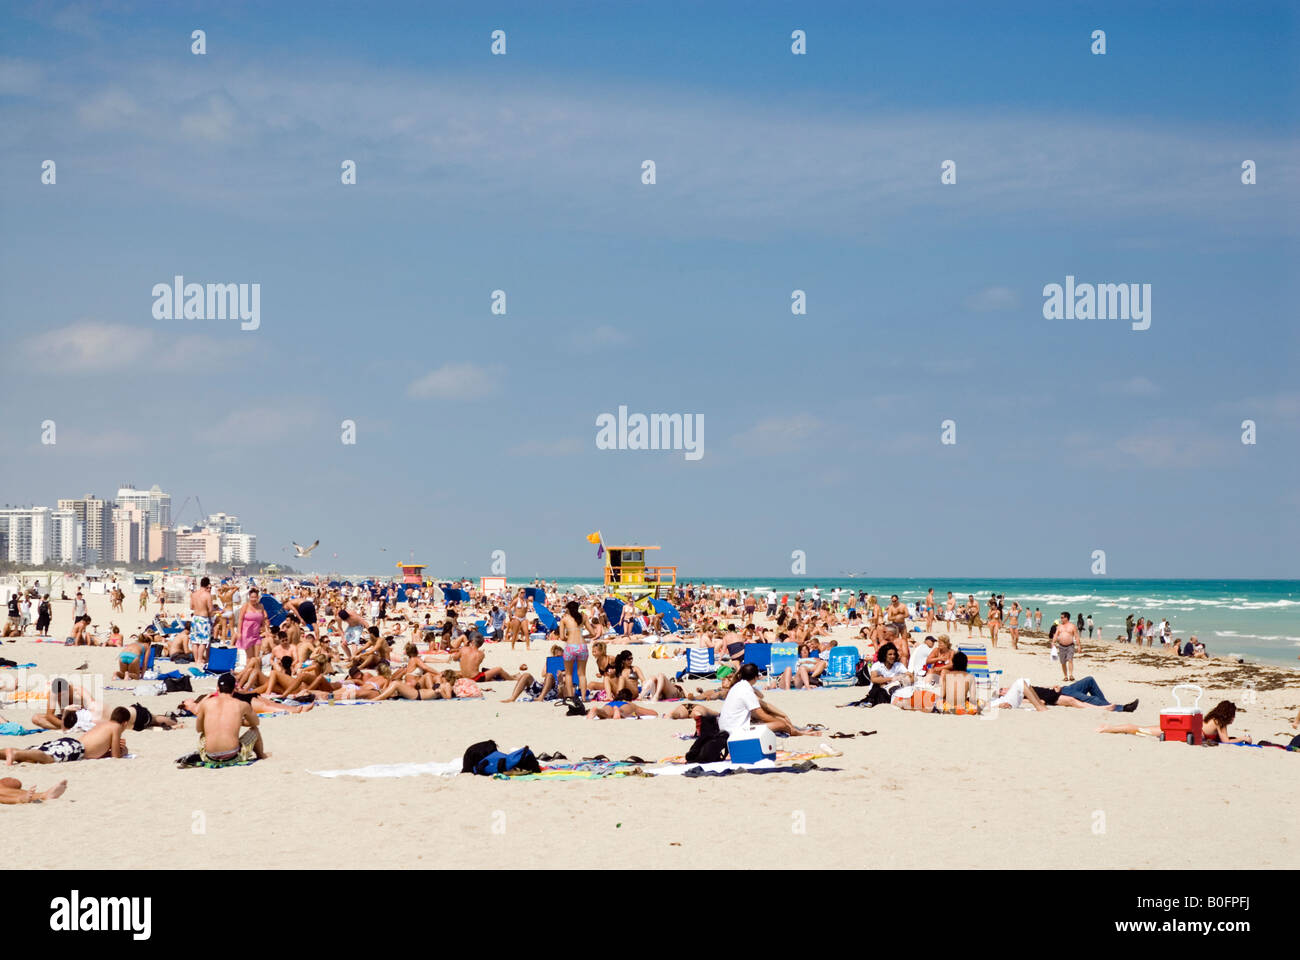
[291,540,320,558]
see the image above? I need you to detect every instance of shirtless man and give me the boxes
[5,710,130,765]
[1054,611,1079,682]
[886,595,910,661]
[195,673,268,763]
[453,637,514,683]
[190,576,215,670]
[32,678,98,732]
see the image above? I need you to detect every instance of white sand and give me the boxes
[3,591,1297,869]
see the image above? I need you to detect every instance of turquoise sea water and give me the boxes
[530,577,1300,668]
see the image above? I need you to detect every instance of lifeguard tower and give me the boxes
[590,532,676,607]
[396,562,426,585]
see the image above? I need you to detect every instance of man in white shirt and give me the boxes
[719,664,811,737]
[765,590,778,617]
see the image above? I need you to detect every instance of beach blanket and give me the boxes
[0,662,38,669]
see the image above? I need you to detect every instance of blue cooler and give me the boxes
[728,726,778,763]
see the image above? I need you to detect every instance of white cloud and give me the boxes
[963,286,1020,312]
[732,414,825,449]
[407,363,500,400]
[20,321,250,373]
[1110,376,1161,397]
[76,88,140,130]
[210,403,321,446]
[10,55,1297,237]
[571,324,630,351]
[509,437,584,457]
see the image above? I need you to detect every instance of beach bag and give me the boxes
[686,715,729,763]
[162,676,193,693]
[563,696,586,717]
[855,660,873,686]
[462,739,499,773]
[472,746,541,776]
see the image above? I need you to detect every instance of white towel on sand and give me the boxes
[309,759,461,779]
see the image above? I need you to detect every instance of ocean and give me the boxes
[532,577,1300,668]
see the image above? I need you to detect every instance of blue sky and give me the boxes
[1,1,1297,578]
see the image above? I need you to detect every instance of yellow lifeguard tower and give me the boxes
[396,562,426,585]
[588,531,676,607]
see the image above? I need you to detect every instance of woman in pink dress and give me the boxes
[236,587,268,657]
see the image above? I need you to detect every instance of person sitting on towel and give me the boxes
[719,663,813,737]
[195,673,268,763]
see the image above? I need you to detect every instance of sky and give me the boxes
[0,0,1297,579]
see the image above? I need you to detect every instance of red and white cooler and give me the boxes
[1159,684,1204,745]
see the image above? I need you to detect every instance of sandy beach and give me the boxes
[3,588,1297,870]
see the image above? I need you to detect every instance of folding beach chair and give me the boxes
[545,655,585,692]
[958,644,1003,703]
[820,645,859,687]
[767,643,799,681]
[743,643,772,673]
[676,647,717,681]
[206,646,238,675]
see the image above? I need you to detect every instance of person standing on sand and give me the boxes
[190,576,214,671]
[1055,611,1078,681]
[235,586,268,668]
[560,600,590,701]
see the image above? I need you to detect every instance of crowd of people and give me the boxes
[3,576,1296,798]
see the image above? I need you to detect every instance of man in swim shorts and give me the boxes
[195,673,267,763]
[190,576,215,670]
[4,710,130,765]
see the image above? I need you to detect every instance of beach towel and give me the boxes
[310,759,462,779]
[0,721,42,736]
[176,751,258,769]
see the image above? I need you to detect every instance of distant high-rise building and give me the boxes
[116,484,171,528]
[50,508,80,565]
[110,505,149,564]
[205,512,242,534]
[175,529,220,568]
[147,526,176,564]
[58,496,111,565]
[0,507,53,565]
[220,533,257,565]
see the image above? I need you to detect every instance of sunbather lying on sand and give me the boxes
[0,776,67,804]
[992,676,1138,712]
[1098,700,1245,743]
[5,710,130,765]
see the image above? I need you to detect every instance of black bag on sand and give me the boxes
[563,696,586,717]
[685,715,729,763]
[162,676,192,693]
[462,739,499,773]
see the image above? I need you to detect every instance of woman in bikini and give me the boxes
[986,598,1002,647]
[507,589,529,650]
[1097,700,1249,743]
[560,601,590,701]
[1007,602,1021,649]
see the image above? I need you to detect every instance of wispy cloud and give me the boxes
[20,321,250,373]
[6,55,1296,237]
[407,363,500,400]
[509,437,584,457]
[731,414,825,449]
[964,286,1020,312]
[570,324,631,351]
[1109,376,1162,397]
